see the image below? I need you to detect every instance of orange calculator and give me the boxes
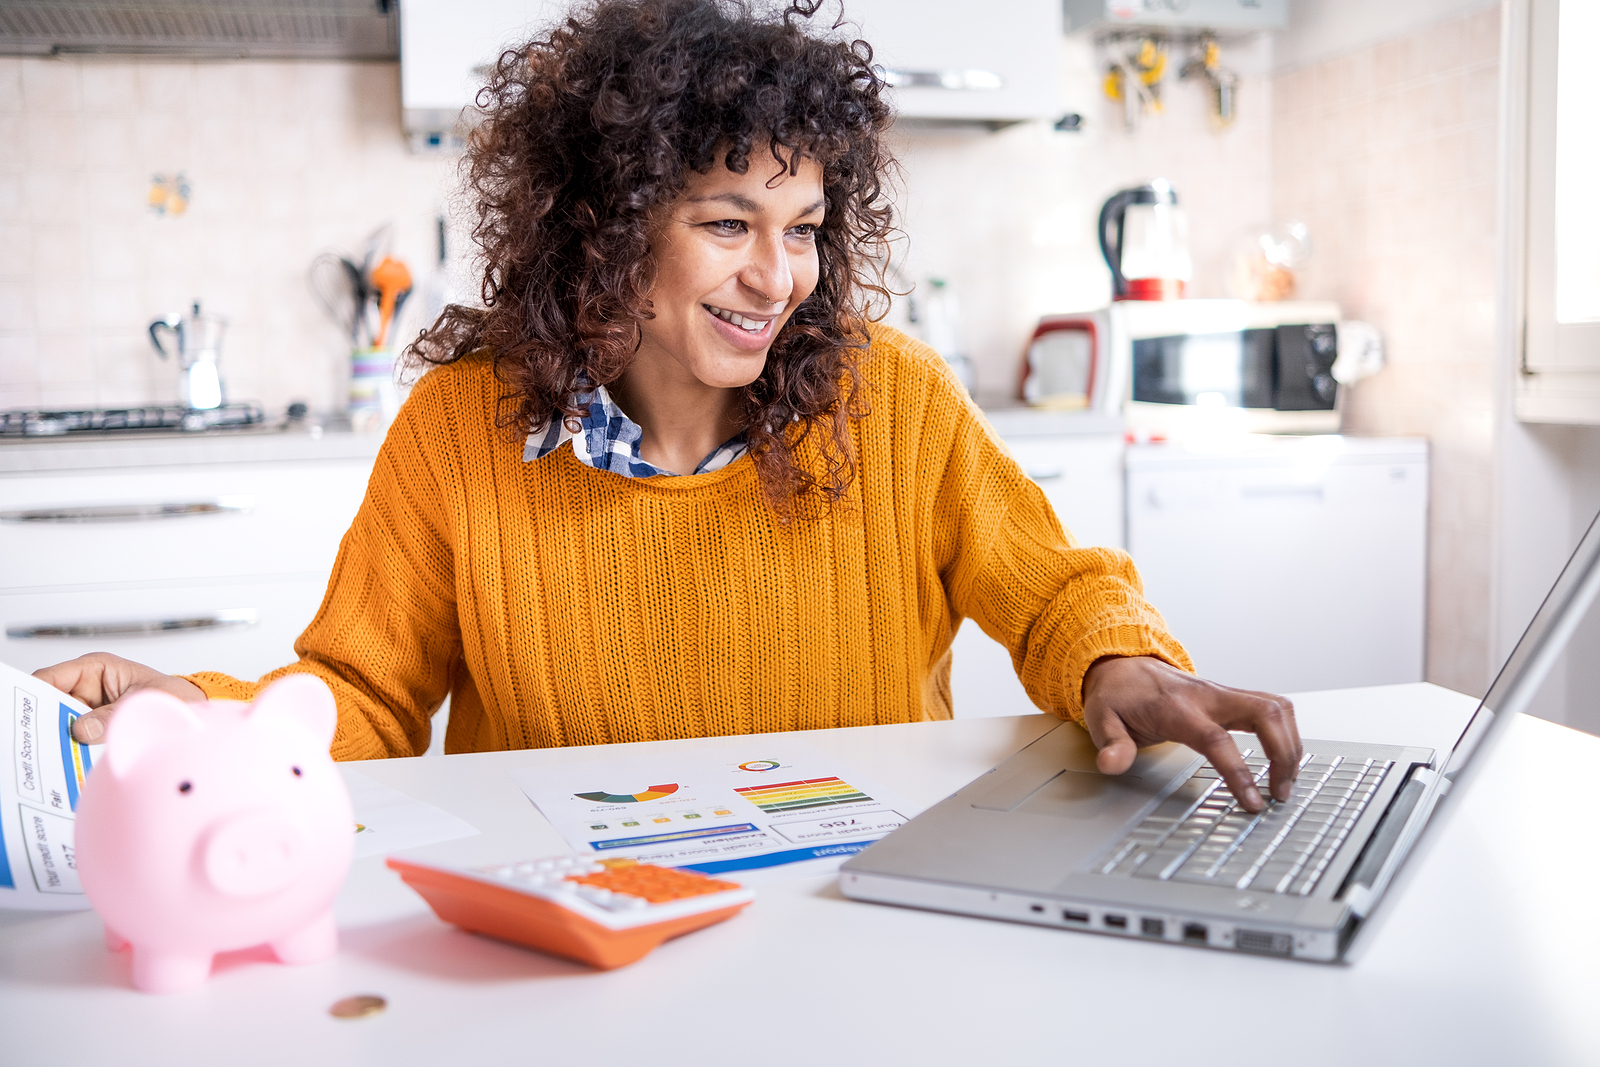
[386,855,754,969]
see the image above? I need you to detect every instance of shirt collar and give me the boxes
[523,383,748,478]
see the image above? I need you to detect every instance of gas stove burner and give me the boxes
[0,403,267,438]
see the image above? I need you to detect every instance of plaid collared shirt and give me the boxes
[522,383,749,477]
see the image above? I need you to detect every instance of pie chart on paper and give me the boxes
[574,784,680,803]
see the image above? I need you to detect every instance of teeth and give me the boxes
[706,305,768,332]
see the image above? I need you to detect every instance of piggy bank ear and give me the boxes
[104,690,204,780]
[248,674,337,747]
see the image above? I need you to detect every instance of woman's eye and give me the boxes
[710,219,746,234]
[788,224,818,240]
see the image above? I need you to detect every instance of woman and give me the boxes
[41,0,1299,811]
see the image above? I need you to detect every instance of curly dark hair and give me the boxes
[411,0,896,513]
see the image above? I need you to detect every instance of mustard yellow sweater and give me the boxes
[188,324,1191,760]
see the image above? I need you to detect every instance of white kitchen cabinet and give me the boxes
[0,461,372,591]
[1125,437,1428,694]
[847,0,1062,124]
[0,448,373,681]
[400,0,1063,143]
[0,579,332,680]
[948,429,1124,719]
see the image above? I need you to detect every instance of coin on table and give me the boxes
[329,994,387,1019]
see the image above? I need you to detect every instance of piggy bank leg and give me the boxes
[270,909,338,965]
[104,926,130,953]
[130,947,214,994]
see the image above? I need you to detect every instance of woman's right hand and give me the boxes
[34,652,205,745]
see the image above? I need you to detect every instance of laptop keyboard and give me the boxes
[1095,751,1394,896]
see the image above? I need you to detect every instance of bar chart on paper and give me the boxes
[511,742,918,879]
[734,777,873,814]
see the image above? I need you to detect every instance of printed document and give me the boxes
[508,739,916,880]
[342,768,479,858]
[1,660,95,911]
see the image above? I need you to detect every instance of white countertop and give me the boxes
[0,427,386,474]
[1,683,1595,1067]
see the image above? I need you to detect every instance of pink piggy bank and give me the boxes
[74,675,354,994]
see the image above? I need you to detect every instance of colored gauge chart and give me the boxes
[738,760,781,772]
[574,784,680,803]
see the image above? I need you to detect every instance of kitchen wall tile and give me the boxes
[20,60,80,114]
[24,113,84,170]
[0,385,42,408]
[0,225,31,277]
[191,64,249,117]
[1423,16,1468,78]
[37,333,94,383]
[191,115,252,163]
[82,169,142,219]
[132,112,192,171]
[89,285,143,330]
[31,224,84,277]
[1462,63,1499,129]
[1464,4,1503,67]
[87,225,141,283]
[243,64,304,121]
[38,384,100,408]
[1275,7,1501,694]
[135,64,195,116]
[1372,36,1417,95]
[31,279,77,332]
[0,280,34,332]
[0,334,39,386]
[0,116,21,173]
[79,64,138,115]
[80,115,139,169]
[0,59,22,113]
[1428,73,1467,131]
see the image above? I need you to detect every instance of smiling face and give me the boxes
[633,151,826,392]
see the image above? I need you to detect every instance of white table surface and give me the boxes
[2,683,1597,1067]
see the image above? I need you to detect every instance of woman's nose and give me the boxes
[741,232,792,305]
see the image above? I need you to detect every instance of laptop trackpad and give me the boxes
[972,768,1145,819]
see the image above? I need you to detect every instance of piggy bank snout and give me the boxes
[202,815,309,897]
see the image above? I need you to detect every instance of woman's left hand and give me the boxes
[1080,656,1301,813]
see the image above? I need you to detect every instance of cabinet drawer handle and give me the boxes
[1026,466,1064,482]
[6,609,258,640]
[0,497,254,524]
[877,67,1004,91]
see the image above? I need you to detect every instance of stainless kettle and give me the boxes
[149,302,226,410]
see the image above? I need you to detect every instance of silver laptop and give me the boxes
[840,508,1600,962]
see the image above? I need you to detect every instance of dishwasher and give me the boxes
[1124,435,1428,695]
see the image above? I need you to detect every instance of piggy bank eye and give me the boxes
[292,766,303,778]
[178,781,193,794]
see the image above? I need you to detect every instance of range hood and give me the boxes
[0,0,398,60]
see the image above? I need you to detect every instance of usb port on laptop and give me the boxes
[1103,914,1128,929]
[1062,909,1089,923]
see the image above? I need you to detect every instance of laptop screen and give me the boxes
[1441,506,1600,784]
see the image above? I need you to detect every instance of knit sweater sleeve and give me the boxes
[182,368,463,760]
[894,335,1193,725]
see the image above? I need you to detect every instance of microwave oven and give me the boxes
[1018,300,1344,433]
[1119,300,1342,434]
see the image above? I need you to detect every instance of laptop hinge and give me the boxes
[1338,766,1446,917]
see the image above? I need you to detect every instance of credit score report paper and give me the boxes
[1,660,95,910]
[509,739,917,879]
